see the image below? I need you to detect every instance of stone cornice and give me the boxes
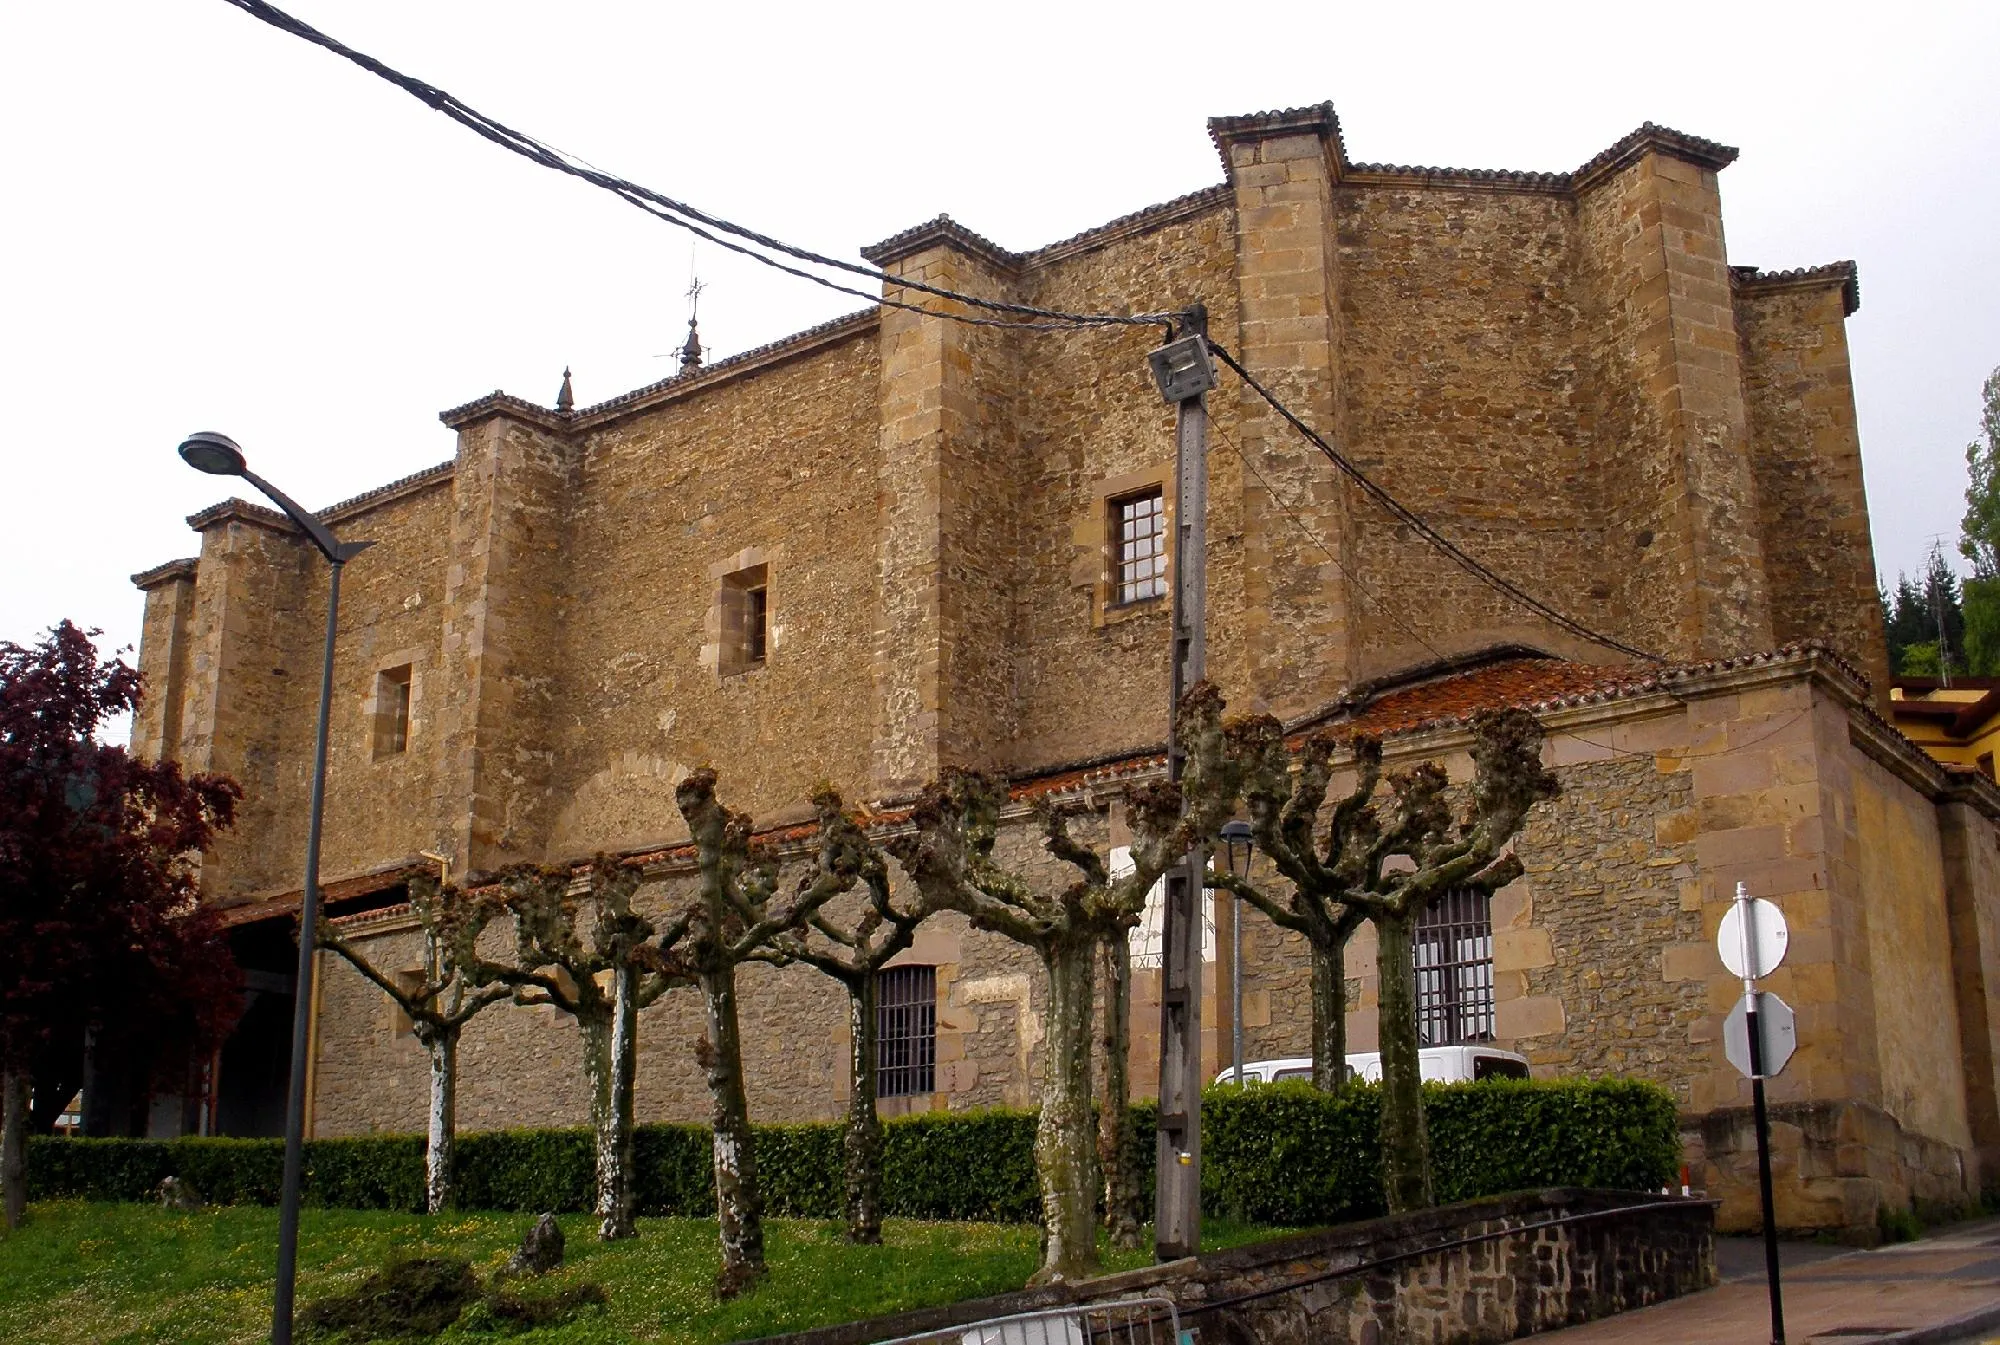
[318,461,455,524]
[185,497,293,535]
[438,391,573,433]
[1023,185,1234,268]
[1342,165,1572,196]
[1567,122,1738,194]
[569,309,879,430]
[1201,107,1736,199]
[860,215,1022,274]
[181,461,454,547]
[1208,102,1345,182]
[1347,123,1738,198]
[131,557,198,590]
[1732,262,1861,318]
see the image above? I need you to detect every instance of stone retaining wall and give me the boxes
[752,1188,1715,1345]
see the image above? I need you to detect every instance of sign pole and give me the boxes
[1735,880,1786,1345]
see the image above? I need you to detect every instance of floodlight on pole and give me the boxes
[176,432,368,1345]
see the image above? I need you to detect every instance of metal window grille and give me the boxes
[1112,491,1167,604]
[876,965,936,1098]
[1414,887,1496,1047]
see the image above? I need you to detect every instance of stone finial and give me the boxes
[680,317,703,372]
[556,367,575,414]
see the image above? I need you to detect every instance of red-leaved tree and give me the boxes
[0,622,242,1230]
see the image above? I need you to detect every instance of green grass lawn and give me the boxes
[0,1202,1290,1344]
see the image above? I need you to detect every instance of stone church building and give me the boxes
[128,103,2000,1238]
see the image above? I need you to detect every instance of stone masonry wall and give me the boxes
[1336,183,1613,677]
[1737,279,1890,703]
[177,514,314,897]
[139,113,1878,908]
[1940,794,2000,1183]
[1008,204,1238,768]
[551,331,881,845]
[757,1189,1715,1345]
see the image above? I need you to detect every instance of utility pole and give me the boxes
[1146,305,1215,1260]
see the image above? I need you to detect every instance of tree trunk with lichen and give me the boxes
[1373,906,1433,1212]
[2,1070,27,1231]
[420,1025,459,1215]
[1096,930,1142,1251]
[1310,940,1350,1093]
[843,974,883,1245]
[575,997,634,1242]
[1033,936,1100,1285]
[701,964,765,1296]
[599,966,640,1239]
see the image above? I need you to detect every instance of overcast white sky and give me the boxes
[4,1,1997,716]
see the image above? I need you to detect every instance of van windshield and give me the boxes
[1473,1056,1530,1081]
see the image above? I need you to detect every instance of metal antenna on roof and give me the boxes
[680,243,705,373]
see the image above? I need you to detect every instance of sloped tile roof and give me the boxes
[1732,261,1861,317]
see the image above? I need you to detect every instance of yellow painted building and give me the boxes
[1890,677,2000,779]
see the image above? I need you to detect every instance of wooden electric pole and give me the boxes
[1147,305,1215,1260]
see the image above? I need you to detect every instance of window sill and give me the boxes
[1097,594,1168,629]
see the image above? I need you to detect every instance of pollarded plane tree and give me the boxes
[317,872,510,1214]
[1095,881,1144,1252]
[1204,722,1371,1093]
[754,797,927,1247]
[672,769,867,1296]
[472,857,678,1241]
[886,684,1244,1285]
[1221,708,1557,1213]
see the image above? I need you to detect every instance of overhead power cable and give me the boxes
[1206,339,1664,664]
[217,0,1180,333]
[1207,416,1453,668]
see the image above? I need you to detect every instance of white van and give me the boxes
[1215,1045,1531,1086]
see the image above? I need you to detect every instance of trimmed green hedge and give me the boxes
[27,1078,1676,1225]
[1187,1076,1682,1225]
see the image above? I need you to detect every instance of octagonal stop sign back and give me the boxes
[1723,990,1797,1079]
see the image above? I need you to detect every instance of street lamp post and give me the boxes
[178,433,369,1345]
[1218,821,1255,1087]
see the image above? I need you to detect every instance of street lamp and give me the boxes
[1218,820,1255,1088]
[178,432,369,1345]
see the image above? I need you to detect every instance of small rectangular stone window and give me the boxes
[1414,887,1496,1047]
[876,965,936,1099]
[1111,490,1167,605]
[720,564,770,676]
[373,665,412,759]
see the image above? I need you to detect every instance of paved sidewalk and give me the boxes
[1540,1218,2000,1344]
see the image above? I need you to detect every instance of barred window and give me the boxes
[1111,490,1167,605]
[876,965,936,1098]
[1413,888,1496,1047]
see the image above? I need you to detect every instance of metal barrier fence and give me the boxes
[873,1297,1183,1345]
